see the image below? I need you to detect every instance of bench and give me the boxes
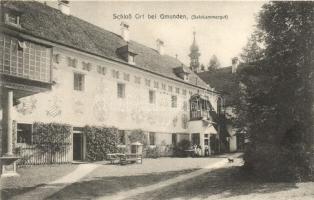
[120,153,142,165]
[106,153,125,164]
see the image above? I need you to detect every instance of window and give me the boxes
[149,90,156,104]
[171,95,177,108]
[67,57,77,68]
[182,89,187,96]
[192,59,198,65]
[117,83,125,98]
[154,81,159,89]
[17,123,32,144]
[5,13,20,26]
[82,62,92,71]
[162,83,166,90]
[97,65,106,75]
[134,76,141,84]
[145,79,151,87]
[128,54,135,64]
[118,130,126,145]
[0,34,52,82]
[172,133,177,145]
[74,73,85,91]
[112,69,119,79]
[204,134,209,138]
[204,139,209,146]
[149,132,156,145]
[168,86,173,92]
[175,87,180,94]
[184,74,189,81]
[182,114,188,129]
[123,73,130,81]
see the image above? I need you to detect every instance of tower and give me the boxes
[189,31,201,73]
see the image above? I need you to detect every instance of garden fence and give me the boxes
[16,144,71,165]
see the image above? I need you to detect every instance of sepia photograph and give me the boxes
[0,0,313,199]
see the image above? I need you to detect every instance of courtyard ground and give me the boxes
[1,164,78,199]
[1,154,314,200]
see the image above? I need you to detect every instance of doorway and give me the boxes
[73,133,83,161]
[191,133,200,146]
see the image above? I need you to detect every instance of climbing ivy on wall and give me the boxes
[32,122,72,163]
[83,126,119,161]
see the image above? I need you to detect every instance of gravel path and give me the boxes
[96,159,228,200]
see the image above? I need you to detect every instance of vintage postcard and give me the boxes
[0,1,313,200]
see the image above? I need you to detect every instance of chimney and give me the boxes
[231,57,239,73]
[120,22,129,42]
[58,0,70,15]
[156,39,164,55]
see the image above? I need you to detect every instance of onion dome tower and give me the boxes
[189,31,201,73]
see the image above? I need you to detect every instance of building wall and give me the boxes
[10,44,219,144]
[188,120,217,155]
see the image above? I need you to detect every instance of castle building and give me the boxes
[0,1,222,167]
[197,57,245,152]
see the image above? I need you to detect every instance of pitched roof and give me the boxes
[197,66,239,106]
[2,1,208,89]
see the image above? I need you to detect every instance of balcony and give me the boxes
[190,110,211,121]
[0,33,52,98]
[190,94,216,121]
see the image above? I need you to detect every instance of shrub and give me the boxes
[173,139,191,157]
[146,146,160,158]
[128,129,147,147]
[84,126,119,161]
[159,140,173,157]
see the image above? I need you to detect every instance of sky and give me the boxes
[46,1,265,67]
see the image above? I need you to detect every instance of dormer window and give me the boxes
[184,74,189,81]
[116,45,137,65]
[173,66,191,82]
[6,13,19,24]
[128,54,135,64]
[4,7,22,28]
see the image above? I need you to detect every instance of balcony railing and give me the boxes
[190,110,211,121]
[0,33,52,83]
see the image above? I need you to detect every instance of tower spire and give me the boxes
[189,31,200,73]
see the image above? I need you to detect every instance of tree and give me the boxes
[240,30,265,63]
[236,2,314,180]
[207,55,220,71]
[200,64,205,71]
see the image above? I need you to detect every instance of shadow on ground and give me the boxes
[45,168,199,200]
[1,164,77,200]
[1,183,46,199]
[129,166,298,200]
